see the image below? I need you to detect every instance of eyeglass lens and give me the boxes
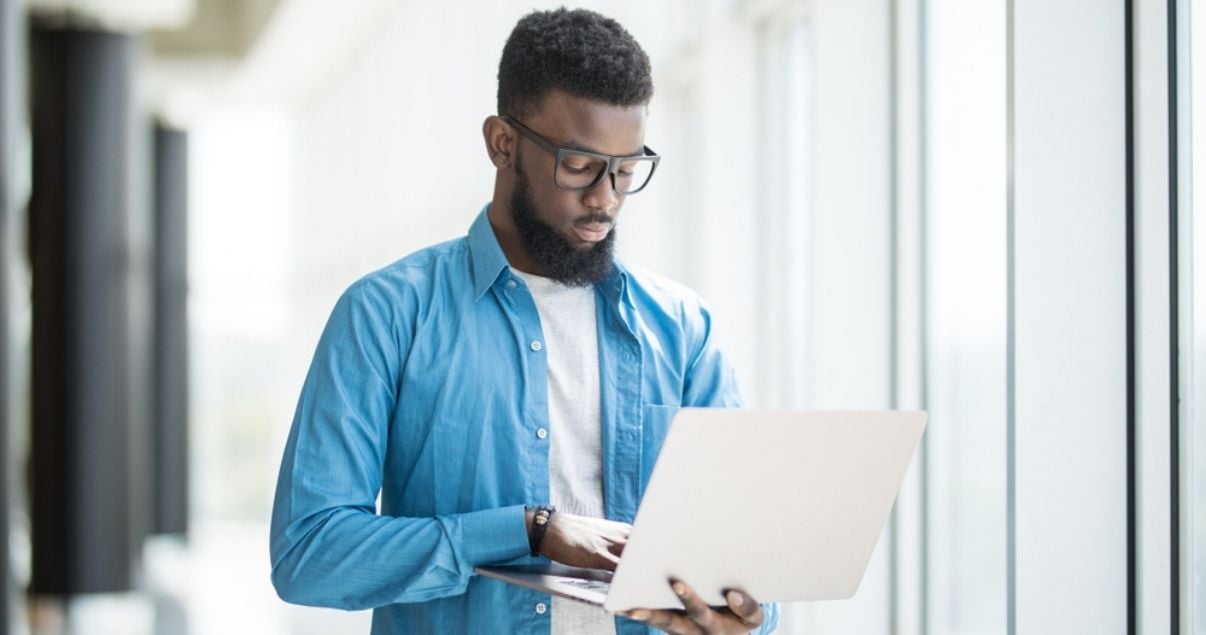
[554,152,655,194]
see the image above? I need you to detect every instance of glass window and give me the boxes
[924,1,1008,633]
[1186,1,1206,629]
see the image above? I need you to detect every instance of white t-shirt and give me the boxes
[514,270,615,635]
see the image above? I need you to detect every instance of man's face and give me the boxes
[508,91,647,286]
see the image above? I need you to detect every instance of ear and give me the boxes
[483,115,515,169]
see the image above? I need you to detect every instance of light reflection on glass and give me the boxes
[925,2,1008,633]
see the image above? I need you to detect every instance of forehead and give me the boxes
[526,89,648,156]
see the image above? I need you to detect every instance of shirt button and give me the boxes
[507,279,518,289]
[536,427,548,440]
[535,602,547,614]
[530,340,543,352]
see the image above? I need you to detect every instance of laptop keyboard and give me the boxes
[556,578,612,593]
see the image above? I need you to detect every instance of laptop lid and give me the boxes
[601,408,926,612]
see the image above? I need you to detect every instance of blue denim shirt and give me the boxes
[270,206,779,634]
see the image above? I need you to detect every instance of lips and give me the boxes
[571,220,613,244]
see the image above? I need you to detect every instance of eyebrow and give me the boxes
[563,138,647,158]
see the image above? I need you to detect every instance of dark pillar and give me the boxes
[0,0,17,627]
[152,123,189,537]
[28,23,138,595]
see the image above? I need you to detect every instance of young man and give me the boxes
[270,8,779,634]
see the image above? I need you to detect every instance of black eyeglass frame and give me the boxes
[501,115,661,195]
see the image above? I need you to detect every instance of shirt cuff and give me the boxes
[458,504,531,567]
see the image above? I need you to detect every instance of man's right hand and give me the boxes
[530,511,631,571]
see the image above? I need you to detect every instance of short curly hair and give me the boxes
[497,8,653,119]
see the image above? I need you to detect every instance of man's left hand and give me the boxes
[623,579,763,634]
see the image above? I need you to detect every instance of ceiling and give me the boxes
[24,0,394,124]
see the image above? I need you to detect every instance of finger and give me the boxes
[604,528,629,542]
[603,524,631,541]
[607,519,634,532]
[724,589,764,626]
[628,609,702,635]
[670,579,717,630]
[605,528,632,544]
[596,549,621,571]
[609,530,631,544]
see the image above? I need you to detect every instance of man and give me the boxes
[270,8,779,634]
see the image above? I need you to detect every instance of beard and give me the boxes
[509,163,616,287]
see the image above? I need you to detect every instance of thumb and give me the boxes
[725,590,763,625]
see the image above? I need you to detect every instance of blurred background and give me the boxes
[0,0,1201,633]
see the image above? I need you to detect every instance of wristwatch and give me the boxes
[526,505,556,557]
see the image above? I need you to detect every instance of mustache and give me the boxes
[574,213,615,226]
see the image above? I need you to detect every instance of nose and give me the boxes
[581,172,620,212]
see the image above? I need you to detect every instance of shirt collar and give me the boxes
[598,257,635,310]
[468,204,511,301]
[467,202,635,309]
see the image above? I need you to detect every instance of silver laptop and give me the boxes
[475,408,927,612]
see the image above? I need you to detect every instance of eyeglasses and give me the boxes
[502,115,660,195]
